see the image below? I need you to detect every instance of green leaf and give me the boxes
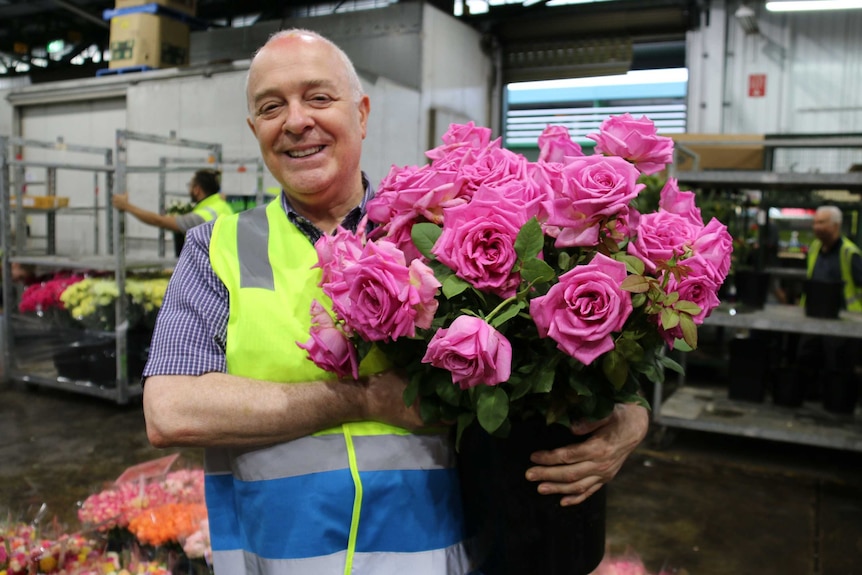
[533,363,556,394]
[520,258,556,285]
[411,223,442,259]
[557,251,571,271]
[674,300,703,316]
[514,218,544,260]
[679,313,698,349]
[673,338,693,352]
[664,291,680,305]
[476,386,509,434]
[612,253,646,275]
[616,338,645,363]
[660,308,680,330]
[433,370,462,406]
[621,275,651,293]
[442,275,471,299]
[403,372,421,407]
[659,354,685,375]
[602,349,629,390]
[488,300,526,329]
[631,293,647,308]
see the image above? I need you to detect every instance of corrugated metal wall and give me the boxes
[688,0,862,172]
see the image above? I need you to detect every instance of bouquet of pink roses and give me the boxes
[299,113,732,442]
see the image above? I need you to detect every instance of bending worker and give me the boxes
[140,29,649,575]
[112,168,234,233]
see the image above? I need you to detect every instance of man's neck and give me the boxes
[821,235,841,252]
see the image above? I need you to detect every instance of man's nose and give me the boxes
[282,104,314,134]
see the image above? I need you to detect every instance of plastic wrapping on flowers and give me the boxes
[300,113,733,442]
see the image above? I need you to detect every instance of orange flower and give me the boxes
[127,503,207,547]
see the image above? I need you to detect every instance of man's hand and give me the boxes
[112,193,130,211]
[524,403,649,506]
[359,370,425,430]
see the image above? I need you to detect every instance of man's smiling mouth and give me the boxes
[287,146,324,158]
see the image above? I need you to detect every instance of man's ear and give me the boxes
[358,95,370,140]
[247,116,257,138]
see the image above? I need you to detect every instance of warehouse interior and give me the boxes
[1,0,862,574]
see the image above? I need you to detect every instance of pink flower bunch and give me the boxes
[300,115,732,436]
[18,273,85,314]
[0,525,100,575]
[78,469,205,531]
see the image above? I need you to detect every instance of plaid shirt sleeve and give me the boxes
[143,220,228,377]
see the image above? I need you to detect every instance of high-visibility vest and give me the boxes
[804,236,862,312]
[206,197,472,575]
[193,193,235,222]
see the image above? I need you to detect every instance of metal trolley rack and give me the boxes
[654,138,862,452]
[0,131,225,404]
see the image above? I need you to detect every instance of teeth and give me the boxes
[287,146,323,158]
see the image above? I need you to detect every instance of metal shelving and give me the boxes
[1,131,224,404]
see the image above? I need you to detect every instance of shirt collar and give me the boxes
[280,173,375,244]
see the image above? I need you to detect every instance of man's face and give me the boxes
[813,211,839,244]
[245,34,370,208]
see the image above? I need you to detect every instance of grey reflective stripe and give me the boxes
[210,432,454,482]
[203,207,218,220]
[229,435,349,481]
[212,549,348,575]
[352,543,473,575]
[211,544,473,575]
[352,433,456,471]
[236,207,274,290]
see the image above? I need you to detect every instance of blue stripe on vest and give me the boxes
[207,470,355,559]
[356,468,466,553]
[206,467,465,559]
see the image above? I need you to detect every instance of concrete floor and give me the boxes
[1,381,861,575]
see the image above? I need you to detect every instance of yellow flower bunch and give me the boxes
[59,276,170,329]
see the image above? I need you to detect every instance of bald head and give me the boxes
[246,29,364,114]
[813,205,842,247]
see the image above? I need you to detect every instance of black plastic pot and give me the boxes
[734,269,770,310]
[803,280,844,319]
[457,418,606,575]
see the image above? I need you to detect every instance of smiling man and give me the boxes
[140,29,648,575]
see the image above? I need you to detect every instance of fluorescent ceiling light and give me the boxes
[508,68,689,91]
[766,0,862,11]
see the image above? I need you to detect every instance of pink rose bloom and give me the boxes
[530,253,633,365]
[456,146,530,199]
[586,113,674,175]
[334,240,441,342]
[657,255,722,347]
[538,125,584,163]
[658,178,701,224]
[440,121,494,148]
[692,217,734,283]
[315,226,364,285]
[544,155,645,247]
[627,210,702,274]
[432,187,526,298]
[604,205,641,245]
[298,300,359,379]
[422,315,512,389]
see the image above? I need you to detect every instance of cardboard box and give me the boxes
[114,0,196,16]
[670,133,765,171]
[109,13,189,69]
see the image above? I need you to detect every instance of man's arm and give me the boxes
[524,402,649,506]
[113,193,182,232]
[144,370,423,448]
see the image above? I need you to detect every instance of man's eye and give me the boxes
[258,103,280,115]
[310,95,333,105]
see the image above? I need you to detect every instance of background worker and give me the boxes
[794,204,862,408]
[140,29,649,575]
[112,168,234,233]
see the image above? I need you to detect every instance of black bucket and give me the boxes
[735,270,770,309]
[803,280,844,319]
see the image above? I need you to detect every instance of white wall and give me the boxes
[686,0,862,172]
[421,4,495,147]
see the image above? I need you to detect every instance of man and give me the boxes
[805,205,862,310]
[112,168,234,233]
[794,205,862,407]
[142,29,649,574]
